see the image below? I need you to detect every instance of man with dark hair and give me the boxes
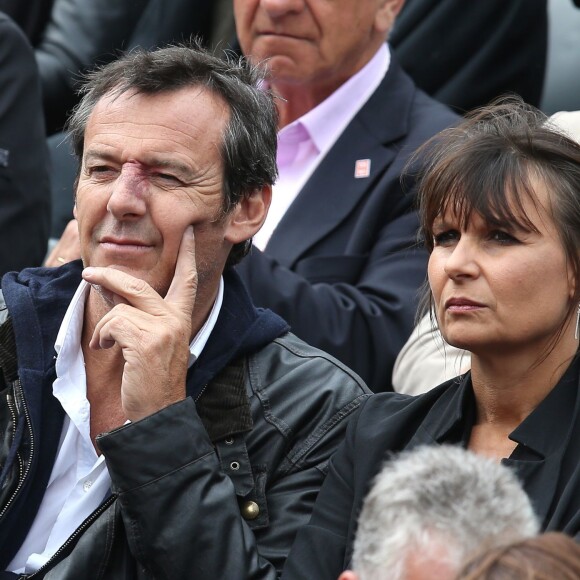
[0,44,368,579]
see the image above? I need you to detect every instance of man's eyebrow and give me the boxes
[83,149,117,164]
[83,149,196,180]
[147,157,196,180]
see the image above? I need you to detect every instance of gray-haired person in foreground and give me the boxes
[339,446,539,580]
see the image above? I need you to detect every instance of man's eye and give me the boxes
[153,172,180,182]
[89,166,115,176]
[433,230,459,246]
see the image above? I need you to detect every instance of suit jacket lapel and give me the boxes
[265,56,417,267]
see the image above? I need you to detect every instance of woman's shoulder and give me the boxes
[363,377,461,413]
[350,377,465,447]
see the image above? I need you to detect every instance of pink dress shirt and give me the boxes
[253,44,390,250]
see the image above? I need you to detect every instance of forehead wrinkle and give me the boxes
[93,102,228,145]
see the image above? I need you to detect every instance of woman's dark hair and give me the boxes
[456,532,580,579]
[411,97,580,347]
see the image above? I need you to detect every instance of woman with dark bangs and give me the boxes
[283,98,580,580]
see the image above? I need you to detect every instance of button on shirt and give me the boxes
[8,277,224,574]
[253,43,390,250]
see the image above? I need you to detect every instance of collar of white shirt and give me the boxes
[55,276,224,369]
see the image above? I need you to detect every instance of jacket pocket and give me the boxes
[216,438,270,530]
[236,465,269,531]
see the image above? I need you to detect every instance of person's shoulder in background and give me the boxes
[0,11,50,276]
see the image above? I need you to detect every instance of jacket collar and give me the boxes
[503,358,580,526]
[408,358,580,456]
[509,358,579,458]
[2,262,84,373]
[196,356,251,442]
[186,267,289,399]
[405,373,475,448]
[2,262,288,379]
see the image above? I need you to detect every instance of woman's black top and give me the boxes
[283,357,580,579]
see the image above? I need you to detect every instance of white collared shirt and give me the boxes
[8,277,224,574]
[253,44,390,250]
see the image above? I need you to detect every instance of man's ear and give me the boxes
[338,571,359,580]
[224,184,272,245]
[73,203,78,220]
[375,0,406,35]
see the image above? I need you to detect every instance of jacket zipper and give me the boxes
[0,379,34,521]
[195,383,208,402]
[25,493,117,579]
[6,388,17,435]
[5,391,24,489]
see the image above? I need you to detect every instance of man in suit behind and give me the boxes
[234,0,458,392]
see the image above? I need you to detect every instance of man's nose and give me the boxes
[260,0,304,18]
[106,167,148,219]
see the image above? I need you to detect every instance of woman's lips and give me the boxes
[445,298,486,311]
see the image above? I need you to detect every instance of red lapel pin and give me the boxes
[354,158,371,178]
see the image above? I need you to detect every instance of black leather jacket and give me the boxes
[0,264,370,579]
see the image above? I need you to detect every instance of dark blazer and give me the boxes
[0,13,50,276]
[236,56,458,392]
[283,360,580,579]
[390,0,548,112]
[34,0,214,134]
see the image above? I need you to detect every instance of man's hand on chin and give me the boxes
[81,226,197,422]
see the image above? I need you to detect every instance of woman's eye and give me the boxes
[433,230,459,246]
[489,230,519,244]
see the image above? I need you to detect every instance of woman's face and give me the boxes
[428,179,576,357]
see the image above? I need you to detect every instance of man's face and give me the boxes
[74,86,236,301]
[235,0,401,90]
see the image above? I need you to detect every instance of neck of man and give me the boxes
[82,287,127,371]
[270,38,387,128]
[271,66,365,128]
[273,81,337,128]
